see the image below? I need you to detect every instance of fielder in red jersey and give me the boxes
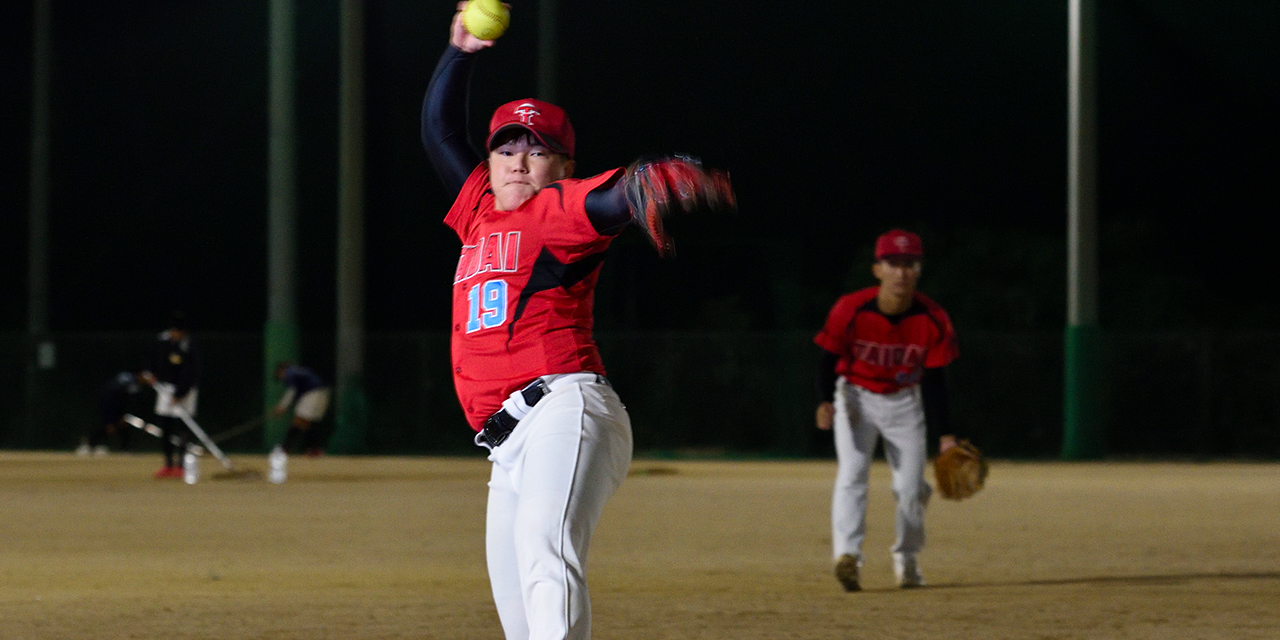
[815,286,958,395]
[813,229,961,592]
[421,6,732,639]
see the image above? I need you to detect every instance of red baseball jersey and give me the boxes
[445,162,624,430]
[814,287,959,394]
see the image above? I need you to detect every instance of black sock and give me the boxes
[282,427,304,453]
[301,426,324,452]
[161,417,180,467]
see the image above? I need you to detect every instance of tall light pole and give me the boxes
[26,4,306,450]
[265,0,301,450]
[332,0,368,453]
[1063,0,1104,459]
[26,0,54,448]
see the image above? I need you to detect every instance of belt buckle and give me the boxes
[482,377,570,448]
[483,410,518,447]
[486,428,510,447]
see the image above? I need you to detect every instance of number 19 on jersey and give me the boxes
[467,279,508,333]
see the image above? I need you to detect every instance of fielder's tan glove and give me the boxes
[933,439,988,500]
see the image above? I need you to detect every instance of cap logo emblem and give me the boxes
[513,103,541,125]
[895,236,910,250]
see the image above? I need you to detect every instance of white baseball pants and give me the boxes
[152,382,198,418]
[831,378,932,560]
[292,388,331,422]
[482,373,633,640]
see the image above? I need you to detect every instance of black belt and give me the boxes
[479,374,608,448]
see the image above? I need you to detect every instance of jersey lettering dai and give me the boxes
[814,287,959,394]
[445,162,625,430]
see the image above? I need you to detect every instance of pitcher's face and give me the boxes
[488,135,574,211]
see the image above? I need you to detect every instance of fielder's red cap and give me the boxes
[487,99,576,158]
[875,229,924,260]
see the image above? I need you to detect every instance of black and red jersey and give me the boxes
[445,163,624,430]
[814,287,959,394]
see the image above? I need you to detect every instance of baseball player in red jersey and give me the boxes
[421,6,732,639]
[814,229,961,591]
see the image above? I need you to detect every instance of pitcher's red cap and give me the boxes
[875,229,924,260]
[486,99,576,158]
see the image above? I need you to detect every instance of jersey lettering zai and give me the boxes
[446,163,625,430]
[814,287,959,394]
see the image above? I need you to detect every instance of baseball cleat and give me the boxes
[893,553,924,588]
[834,554,861,592]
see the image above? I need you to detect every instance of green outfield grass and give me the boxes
[1,453,1277,639]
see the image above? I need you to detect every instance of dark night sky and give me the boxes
[2,1,1278,335]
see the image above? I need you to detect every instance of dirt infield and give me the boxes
[2,452,1278,639]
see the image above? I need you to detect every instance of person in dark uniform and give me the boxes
[76,371,142,456]
[272,362,331,457]
[140,312,201,479]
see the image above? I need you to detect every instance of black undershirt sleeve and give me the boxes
[422,46,482,198]
[815,348,840,403]
[921,366,957,437]
[584,177,631,236]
